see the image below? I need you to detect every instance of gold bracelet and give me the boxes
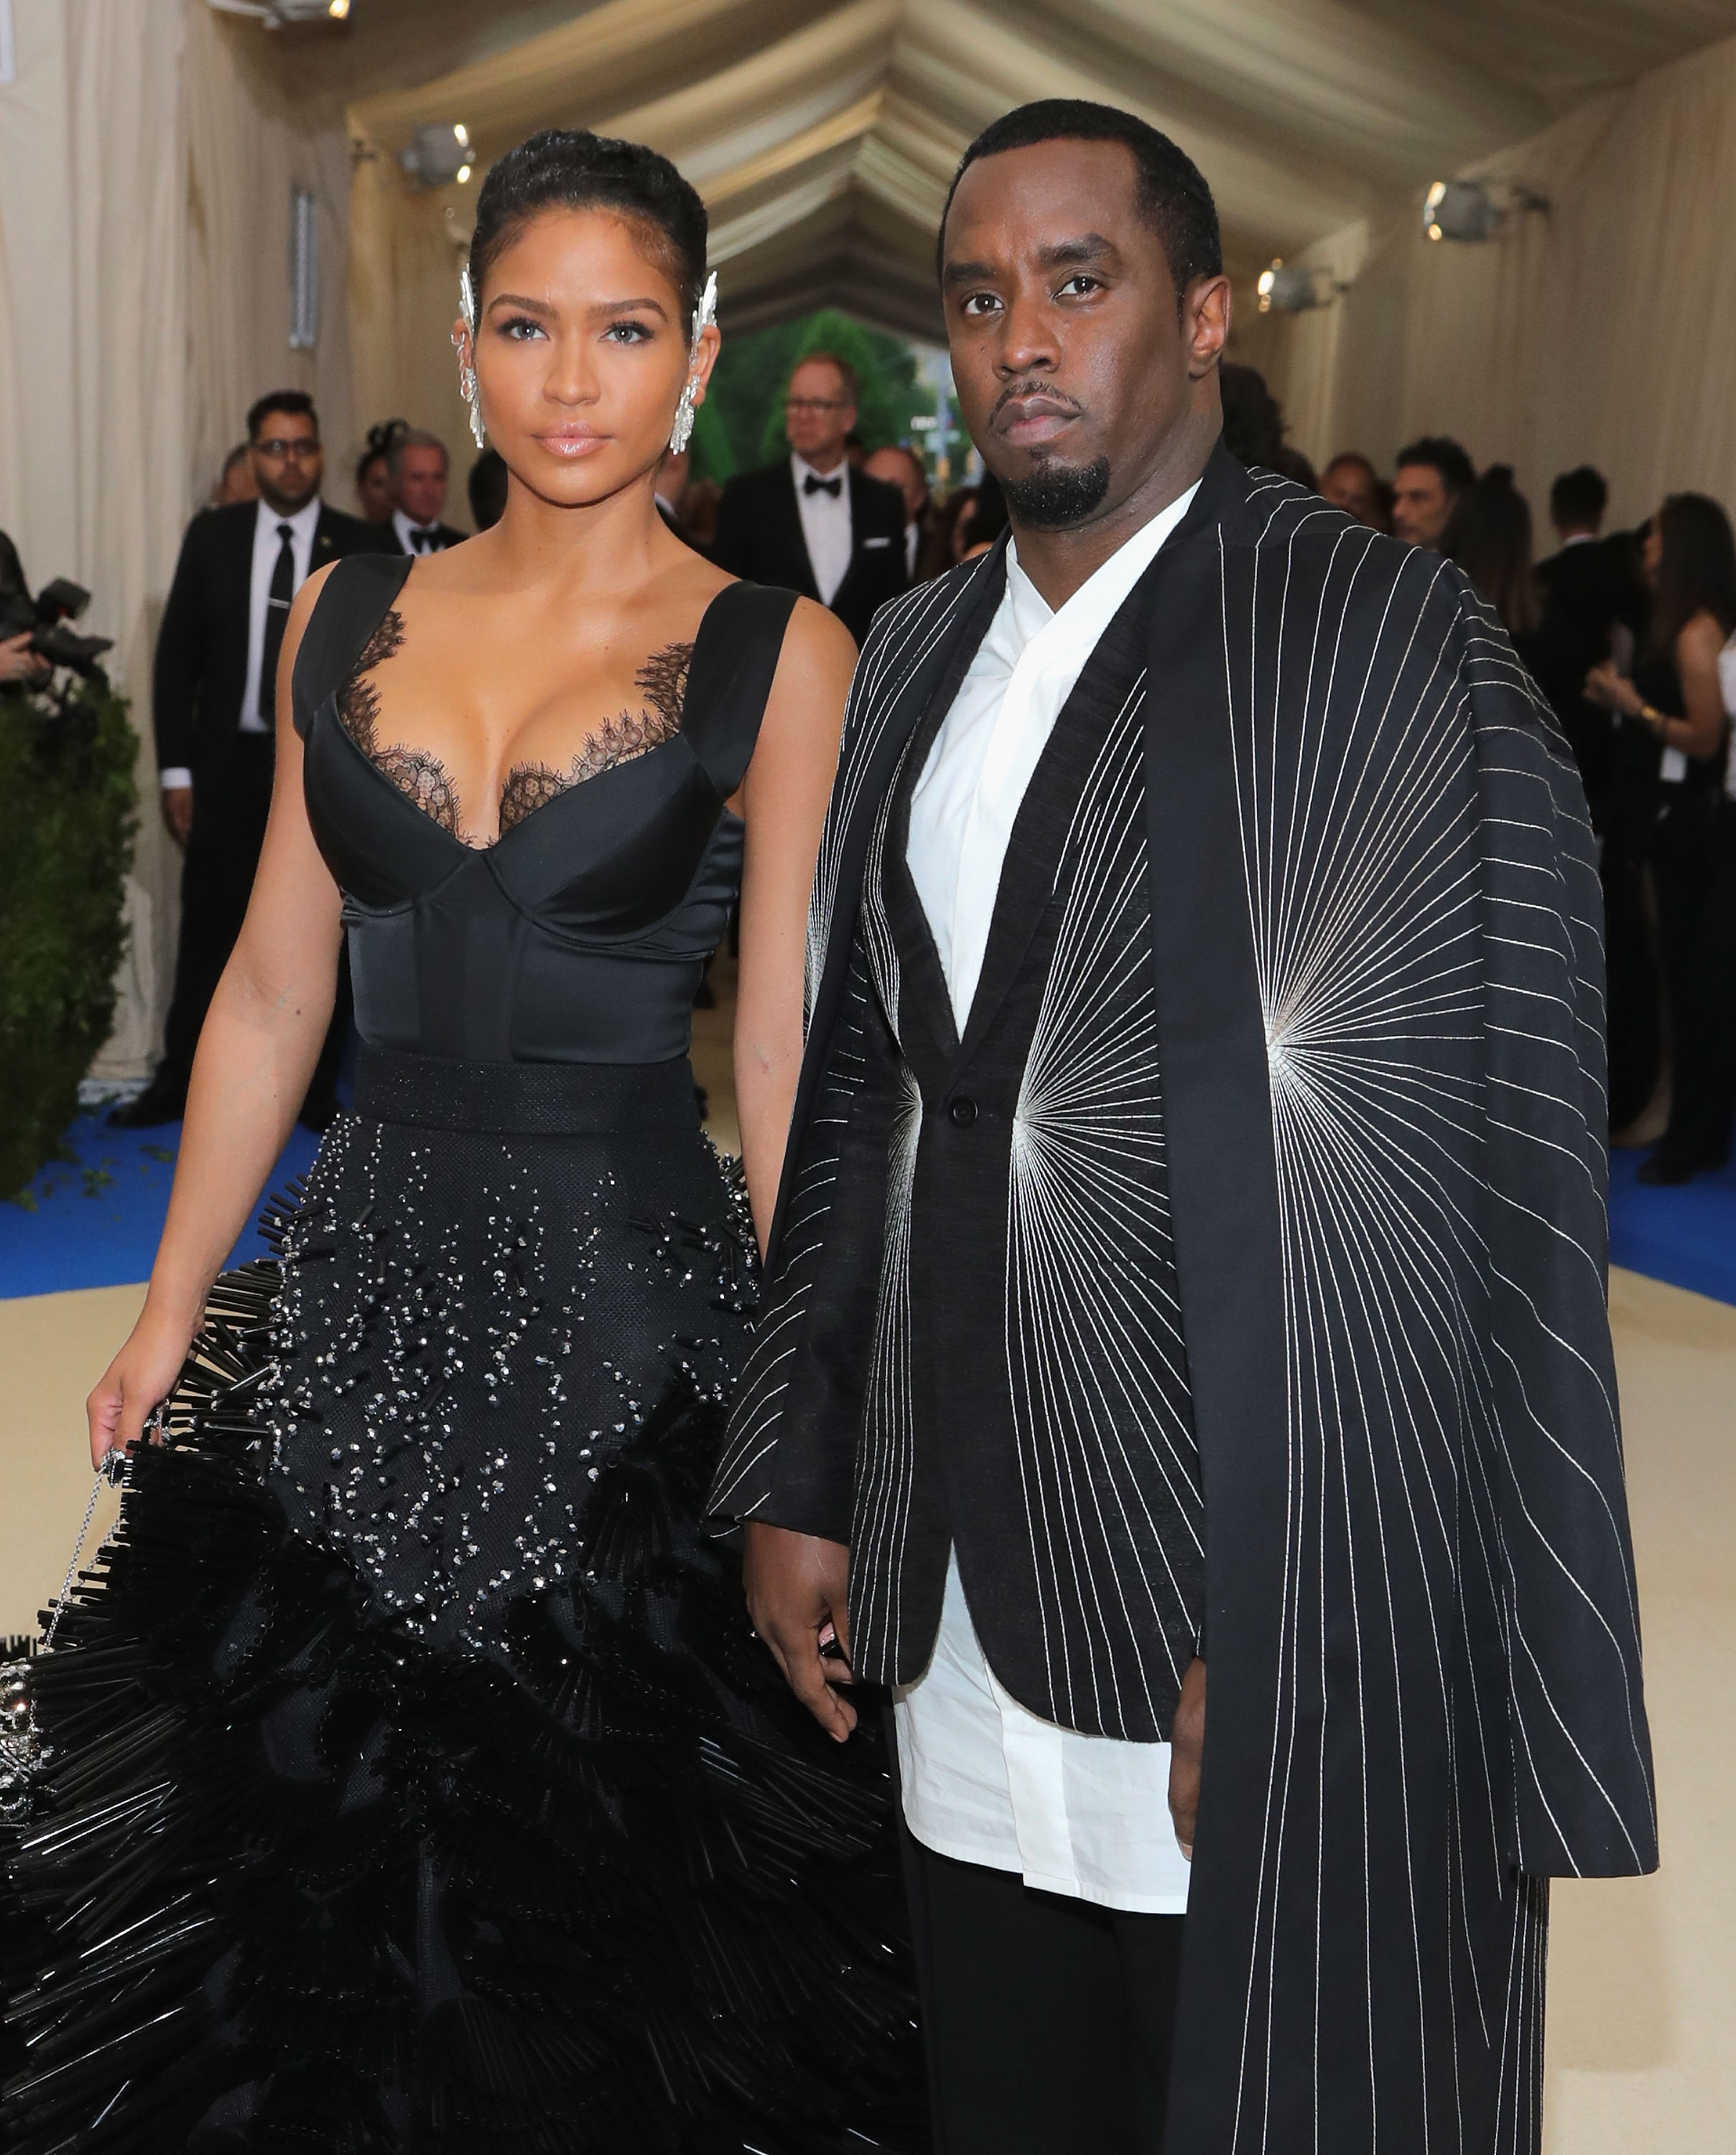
[1639,703,1666,736]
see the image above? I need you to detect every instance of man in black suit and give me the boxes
[1529,467,1658,1123]
[115,390,392,1128]
[387,428,465,555]
[710,352,907,644]
[1531,465,1648,831]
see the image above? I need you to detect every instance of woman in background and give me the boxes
[355,415,407,523]
[1588,493,1736,1182]
[1442,463,1544,657]
[4,131,924,2154]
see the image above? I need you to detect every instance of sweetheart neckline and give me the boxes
[317,688,696,854]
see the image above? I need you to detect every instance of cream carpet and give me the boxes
[1,1161,1727,2148]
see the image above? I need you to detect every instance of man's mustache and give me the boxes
[989,381,1084,425]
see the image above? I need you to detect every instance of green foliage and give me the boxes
[692,309,936,483]
[0,670,138,1199]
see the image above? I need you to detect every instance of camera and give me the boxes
[0,576,114,680]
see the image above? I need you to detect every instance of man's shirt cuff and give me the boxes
[159,767,192,791]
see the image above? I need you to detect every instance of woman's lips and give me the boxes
[536,430,608,458]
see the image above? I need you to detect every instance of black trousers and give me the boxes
[901,1833,1184,2155]
[159,736,346,1110]
[1660,799,1736,1164]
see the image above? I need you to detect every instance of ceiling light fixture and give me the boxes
[1423,177,1548,243]
[401,123,474,189]
[1256,261,1341,315]
[205,0,352,22]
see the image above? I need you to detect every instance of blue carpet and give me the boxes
[6,1113,1732,1309]
[0,1113,322,1299]
[1607,1146,1736,1308]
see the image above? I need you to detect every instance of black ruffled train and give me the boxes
[1,1118,926,2153]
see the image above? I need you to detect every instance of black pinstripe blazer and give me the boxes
[713,445,1658,2154]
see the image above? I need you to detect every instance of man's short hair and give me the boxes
[1323,450,1378,483]
[247,389,318,442]
[1550,465,1607,530]
[387,426,450,480]
[938,98,1222,301]
[792,351,860,407]
[1394,436,1475,496]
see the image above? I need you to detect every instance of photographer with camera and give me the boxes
[113,391,393,1132]
[0,532,51,687]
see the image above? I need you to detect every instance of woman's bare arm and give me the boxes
[1676,613,1731,759]
[87,568,344,1464]
[730,599,855,1257]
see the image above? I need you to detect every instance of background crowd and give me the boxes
[9,333,1725,1192]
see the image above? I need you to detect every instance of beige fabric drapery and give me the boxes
[1273,28,1736,529]
[0,0,358,1075]
[0,0,192,1075]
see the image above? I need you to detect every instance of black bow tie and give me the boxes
[803,473,843,499]
[410,527,438,552]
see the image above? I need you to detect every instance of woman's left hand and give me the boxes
[1584,660,1638,717]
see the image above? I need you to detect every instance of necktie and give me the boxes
[804,472,843,499]
[259,522,296,723]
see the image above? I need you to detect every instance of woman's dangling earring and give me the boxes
[669,272,718,455]
[455,266,486,450]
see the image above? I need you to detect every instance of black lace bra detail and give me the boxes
[336,608,695,845]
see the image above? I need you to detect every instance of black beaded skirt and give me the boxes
[1,1052,926,2154]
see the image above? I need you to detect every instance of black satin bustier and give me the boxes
[290,555,795,1064]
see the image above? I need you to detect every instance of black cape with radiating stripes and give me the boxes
[713,445,1658,2154]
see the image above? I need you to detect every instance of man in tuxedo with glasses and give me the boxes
[115,390,392,1129]
[710,352,907,646]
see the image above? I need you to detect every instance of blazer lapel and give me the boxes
[763,547,1006,1260]
[311,506,343,569]
[950,538,1162,1071]
[774,464,821,601]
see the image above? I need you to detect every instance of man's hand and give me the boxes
[161,785,193,845]
[743,1520,858,1742]
[0,631,50,687]
[1168,1656,1207,1858]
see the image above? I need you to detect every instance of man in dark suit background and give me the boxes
[387,427,465,555]
[710,352,907,644]
[115,389,392,1129]
[1531,465,1648,833]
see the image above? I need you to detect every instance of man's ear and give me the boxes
[1187,275,1233,379]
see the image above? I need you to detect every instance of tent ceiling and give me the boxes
[292,0,1736,339]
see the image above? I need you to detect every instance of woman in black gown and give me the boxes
[3,133,924,2152]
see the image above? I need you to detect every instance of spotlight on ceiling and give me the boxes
[400,124,474,189]
[1256,261,1337,315]
[205,0,351,22]
[1423,177,1547,243]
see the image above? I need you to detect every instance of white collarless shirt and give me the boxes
[160,493,322,792]
[792,451,853,606]
[896,481,1200,1916]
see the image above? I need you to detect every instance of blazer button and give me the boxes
[948,1096,978,1129]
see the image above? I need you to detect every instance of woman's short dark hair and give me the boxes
[1651,491,1736,650]
[938,99,1221,301]
[468,129,708,325]
[356,416,407,486]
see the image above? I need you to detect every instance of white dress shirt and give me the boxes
[896,480,1200,1915]
[160,493,322,790]
[792,451,853,607]
[391,507,449,554]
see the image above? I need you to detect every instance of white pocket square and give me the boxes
[861,535,893,550]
